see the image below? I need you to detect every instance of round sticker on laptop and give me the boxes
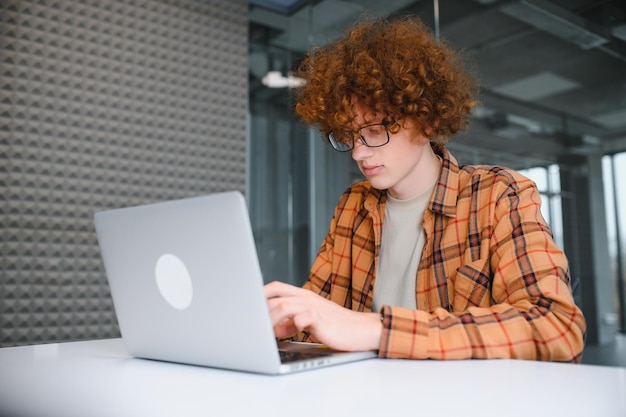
[154,253,194,310]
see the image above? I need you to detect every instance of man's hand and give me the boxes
[264,281,382,352]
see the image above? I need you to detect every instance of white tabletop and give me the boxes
[0,338,624,417]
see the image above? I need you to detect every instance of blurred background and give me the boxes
[247,0,626,365]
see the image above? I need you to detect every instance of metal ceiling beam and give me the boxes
[498,0,626,62]
[499,0,610,49]
[249,0,314,15]
[479,91,608,138]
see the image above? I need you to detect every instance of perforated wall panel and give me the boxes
[0,0,248,347]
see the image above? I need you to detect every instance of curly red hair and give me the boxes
[294,15,479,143]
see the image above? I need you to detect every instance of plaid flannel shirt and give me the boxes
[302,146,586,362]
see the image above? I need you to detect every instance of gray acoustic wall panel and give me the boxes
[0,0,248,347]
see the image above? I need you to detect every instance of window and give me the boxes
[518,164,564,249]
[602,153,626,333]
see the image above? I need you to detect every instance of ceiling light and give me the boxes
[261,71,306,88]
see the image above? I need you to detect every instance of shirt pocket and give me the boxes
[450,258,493,311]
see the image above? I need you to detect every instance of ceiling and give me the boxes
[248,0,626,169]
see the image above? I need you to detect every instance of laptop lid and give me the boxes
[94,191,375,374]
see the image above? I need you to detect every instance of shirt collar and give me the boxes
[364,184,386,214]
[430,145,460,218]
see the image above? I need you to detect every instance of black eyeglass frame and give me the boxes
[326,121,393,152]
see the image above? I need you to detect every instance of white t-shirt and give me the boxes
[372,183,436,311]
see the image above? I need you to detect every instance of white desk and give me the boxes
[0,338,624,417]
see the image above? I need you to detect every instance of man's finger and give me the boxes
[264,281,303,299]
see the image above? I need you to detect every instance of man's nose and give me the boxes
[351,137,372,161]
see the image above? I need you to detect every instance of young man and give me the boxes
[264,16,586,362]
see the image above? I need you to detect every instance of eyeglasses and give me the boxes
[326,121,393,152]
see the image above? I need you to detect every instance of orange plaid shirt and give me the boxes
[302,146,586,362]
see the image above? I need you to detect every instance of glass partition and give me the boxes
[603,153,626,333]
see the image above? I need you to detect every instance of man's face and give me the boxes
[349,104,437,200]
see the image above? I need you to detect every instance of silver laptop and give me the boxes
[94,191,376,374]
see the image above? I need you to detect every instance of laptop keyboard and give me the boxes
[279,350,332,363]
